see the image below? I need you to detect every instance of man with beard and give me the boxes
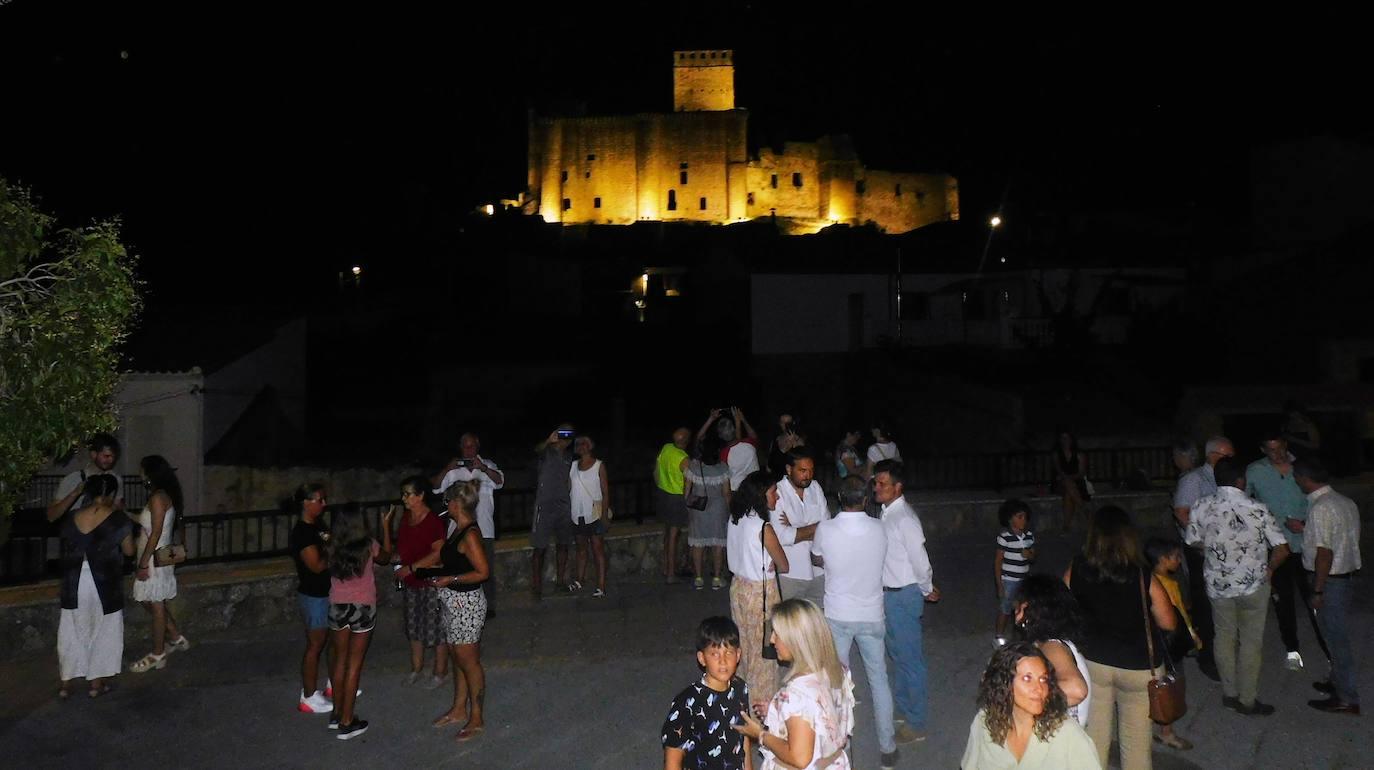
[774,446,826,607]
[47,433,124,521]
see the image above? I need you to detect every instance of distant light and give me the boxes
[999,256,1006,263]
[990,216,1002,228]
[120,50,129,60]
[482,204,494,216]
[351,266,362,276]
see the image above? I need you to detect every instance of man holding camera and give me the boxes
[531,425,576,598]
[434,433,505,617]
[695,407,759,492]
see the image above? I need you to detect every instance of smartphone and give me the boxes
[557,429,575,439]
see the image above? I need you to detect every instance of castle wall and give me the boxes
[673,50,735,112]
[747,143,822,220]
[856,170,959,232]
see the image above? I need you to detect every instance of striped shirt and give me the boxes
[997,528,1035,580]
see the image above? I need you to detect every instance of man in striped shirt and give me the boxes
[994,498,1036,647]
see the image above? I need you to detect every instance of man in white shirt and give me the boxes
[876,459,940,745]
[1183,456,1290,716]
[774,447,826,607]
[46,433,124,522]
[434,433,505,617]
[1294,457,1362,715]
[813,475,899,769]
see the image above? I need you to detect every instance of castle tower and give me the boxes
[673,50,735,112]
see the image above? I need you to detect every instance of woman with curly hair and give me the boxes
[1015,574,1091,725]
[961,642,1100,769]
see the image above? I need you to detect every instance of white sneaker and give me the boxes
[993,636,1008,649]
[1286,651,1304,671]
[298,690,333,714]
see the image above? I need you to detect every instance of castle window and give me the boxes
[680,171,688,185]
[587,154,596,161]
[915,191,926,206]
[792,172,803,188]
[699,197,707,210]
[770,174,778,189]
[594,197,602,209]
[855,180,866,195]
[562,198,571,211]
[585,170,591,179]
[561,170,568,183]
[667,190,677,211]
[895,184,902,196]
[680,162,688,169]
[747,192,755,206]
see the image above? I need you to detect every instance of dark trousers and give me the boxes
[1272,556,1329,661]
[1183,544,1217,671]
[482,537,497,614]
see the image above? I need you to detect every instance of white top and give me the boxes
[813,510,887,623]
[1054,638,1092,728]
[725,440,760,491]
[54,466,124,510]
[880,496,934,595]
[435,455,504,538]
[727,511,776,582]
[760,671,856,770]
[569,460,604,523]
[1302,485,1362,575]
[1185,486,1287,599]
[775,478,829,580]
[866,441,901,467]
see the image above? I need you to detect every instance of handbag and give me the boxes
[685,461,709,511]
[1141,570,1186,724]
[154,543,187,567]
[760,523,780,661]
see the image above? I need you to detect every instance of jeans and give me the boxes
[1212,586,1270,705]
[883,584,927,730]
[828,617,896,754]
[1310,574,1359,704]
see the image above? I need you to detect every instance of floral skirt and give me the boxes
[730,575,781,707]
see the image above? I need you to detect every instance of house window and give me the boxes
[667,190,677,211]
[587,154,596,161]
[792,172,802,187]
[561,170,568,183]
[895,183,902,196]
[855,180,866,195]
[770,174,778,189]
[594,197,602,209]
[699,197,707,210]
[747,192,755,206]
[562,198,571,211]
[680,171,689,185]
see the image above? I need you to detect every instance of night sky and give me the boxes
[2,3,1364,313]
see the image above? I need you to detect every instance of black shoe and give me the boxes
[337,718,369,740]
[880,749,900,770]
[1313,680,1335,694]
[1234,700,1276,716]
[1198,660,1221,682]
[1222,696,1242,711]
[328,711,340,730]
[1308,697,1360,715]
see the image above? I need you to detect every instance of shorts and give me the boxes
[1000,577,1023,616]
[439,588,487,645]
[531,502,574,549]
[298,593,330,631]
[573,517,607,537]
[656,487,688,528]
[328,602,377,633]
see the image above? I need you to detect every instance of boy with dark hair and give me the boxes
[994,499,1036,647]
[662,616,752,770]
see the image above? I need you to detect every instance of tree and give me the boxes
[0,179,141,538]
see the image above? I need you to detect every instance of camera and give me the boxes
[557,429,575,439]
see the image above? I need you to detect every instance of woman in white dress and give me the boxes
[57,474,135,699]
[129,455,190,673]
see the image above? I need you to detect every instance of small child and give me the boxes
[662,617,752,770]
[1146,537,1197,751]
[994,499,1036,646]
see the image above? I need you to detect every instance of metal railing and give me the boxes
[1,478,656,586]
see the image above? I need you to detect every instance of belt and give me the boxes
[1305,569,1355,580]
[883,584,915,592]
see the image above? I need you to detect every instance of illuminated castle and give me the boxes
[525,50,959,234]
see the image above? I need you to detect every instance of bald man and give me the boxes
[654,427,692,583]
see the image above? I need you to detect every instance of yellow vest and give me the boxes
[654,444,689,494]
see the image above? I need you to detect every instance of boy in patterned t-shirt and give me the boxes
[994,498,1036,646]
[662,617,751,770]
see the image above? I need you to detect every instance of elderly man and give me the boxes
[47,433,124,521]
[813,475,899,769]
[774,446,827,607]
[530,424,576,599]
[1246,431,1325,671]
[435,433,505,618]
[875,459,940,747]
[653,427,692,584]
[1295,457,1362,715]
[1172,435,1233,682]
[1184,456,1290,716]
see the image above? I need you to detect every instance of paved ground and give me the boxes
[2,528,1370,769]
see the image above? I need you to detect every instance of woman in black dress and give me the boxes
[1053,431,1090,532]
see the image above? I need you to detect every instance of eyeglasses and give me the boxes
[308,496,326,504]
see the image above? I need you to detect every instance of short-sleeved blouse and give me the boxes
[761,671,855,770]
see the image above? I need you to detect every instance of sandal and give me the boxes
[88,682,114,698]
[1154,732,1193,750]
[129,651,168,673]
[58,686,71,701]
[433,712,467,728]
[168,635,191,653]
[455,725,486,742]
[567,580,582,592]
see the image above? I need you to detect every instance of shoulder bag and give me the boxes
[685,460,709,511]
[1141,570,1186,724]
[153,505,187,567]
[760,521,781,661]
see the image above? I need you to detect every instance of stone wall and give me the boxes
[201,464,421,513]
